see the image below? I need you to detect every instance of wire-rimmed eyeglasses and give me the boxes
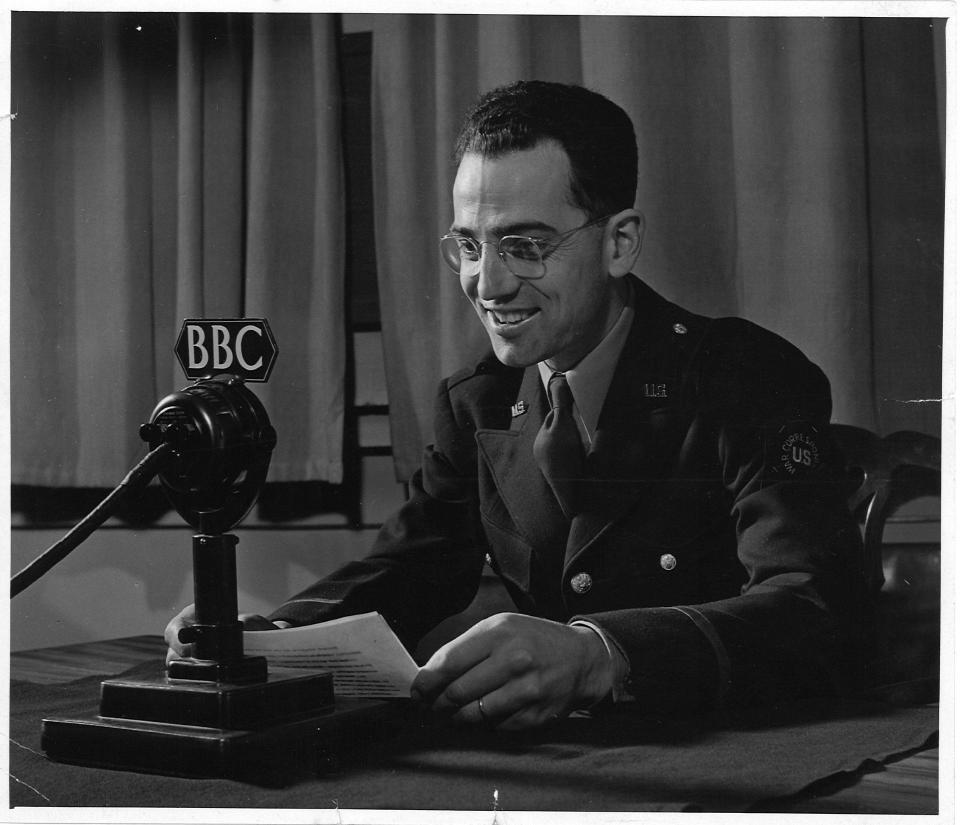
[439,215,610,280]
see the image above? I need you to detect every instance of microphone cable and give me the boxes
[11,442,175,598]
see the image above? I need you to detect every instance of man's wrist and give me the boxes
[570,624,618,707]
[569,619,633,704]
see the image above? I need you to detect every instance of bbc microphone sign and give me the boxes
[175,319,278,382]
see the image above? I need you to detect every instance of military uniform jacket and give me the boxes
[272,278,866,714]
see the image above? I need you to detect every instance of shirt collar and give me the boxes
[537,289,635,440]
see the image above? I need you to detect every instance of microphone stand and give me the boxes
[37,377,392,781]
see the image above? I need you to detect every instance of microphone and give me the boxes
[139,375,276,535]
[11,375,276,597]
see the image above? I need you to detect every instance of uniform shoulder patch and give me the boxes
[765,421,830,480]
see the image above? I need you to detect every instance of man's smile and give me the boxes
[485,307,540,327]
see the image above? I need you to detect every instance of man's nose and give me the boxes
[475,244,520,302]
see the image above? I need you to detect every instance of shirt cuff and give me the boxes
[568,619,635,703]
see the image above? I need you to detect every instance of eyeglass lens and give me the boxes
[440,216,609,279]
[439,236,545,279]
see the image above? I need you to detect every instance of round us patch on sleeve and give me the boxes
[765,421,829,480]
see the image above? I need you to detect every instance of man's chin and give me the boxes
[490,340,540,369]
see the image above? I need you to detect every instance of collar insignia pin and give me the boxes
[511,401,528,417]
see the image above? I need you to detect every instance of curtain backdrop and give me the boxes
[11,14,945,489]
[371,15,945,481]
[11,12,346,487]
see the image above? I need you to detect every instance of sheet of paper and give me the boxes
[242,611,418,698]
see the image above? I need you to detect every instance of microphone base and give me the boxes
[41,667,406,781]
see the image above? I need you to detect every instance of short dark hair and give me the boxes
[454,80,638,219]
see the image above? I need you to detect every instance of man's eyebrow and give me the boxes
[448,220,558,238]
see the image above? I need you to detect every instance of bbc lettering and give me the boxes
[174,318,278,381]
[186,324,265,372]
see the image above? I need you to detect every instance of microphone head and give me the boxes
[141,376,276,534]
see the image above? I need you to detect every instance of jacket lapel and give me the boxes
[475,366,570,553]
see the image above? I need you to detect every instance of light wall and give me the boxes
[10,525,386,651]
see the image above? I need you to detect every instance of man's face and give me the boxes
[452,142,622,371]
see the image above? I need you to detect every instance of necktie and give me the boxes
[533,372,584,519]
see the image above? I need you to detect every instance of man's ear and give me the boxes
[604,210,645,278]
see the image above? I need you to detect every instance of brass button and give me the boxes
[660,553,678,571]
[673,323,688,335]
[570,572,593,594]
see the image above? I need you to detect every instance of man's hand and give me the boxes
[410,613,615,730]
[163,604,283,664]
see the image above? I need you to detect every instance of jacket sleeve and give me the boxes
[268,377,489,649]
[578,321,868,715]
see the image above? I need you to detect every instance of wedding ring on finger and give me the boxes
[477,696,492,727]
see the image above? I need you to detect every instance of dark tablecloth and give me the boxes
[9,663,937,812]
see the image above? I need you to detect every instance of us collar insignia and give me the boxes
[511,401,528,417]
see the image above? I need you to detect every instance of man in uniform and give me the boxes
[166,80,866,730]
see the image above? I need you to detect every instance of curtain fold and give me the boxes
[12,13,159,487]
[372,14,944,481]
[371,17,488,478]
[244,14,346,483]
[723,19,874,428]
[11,12,347,487]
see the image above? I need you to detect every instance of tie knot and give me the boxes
[548,372,574,411]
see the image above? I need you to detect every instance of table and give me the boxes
[9,636,939,814]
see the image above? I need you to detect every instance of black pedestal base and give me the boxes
[41,668,405,781]
[100,667,334,729]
